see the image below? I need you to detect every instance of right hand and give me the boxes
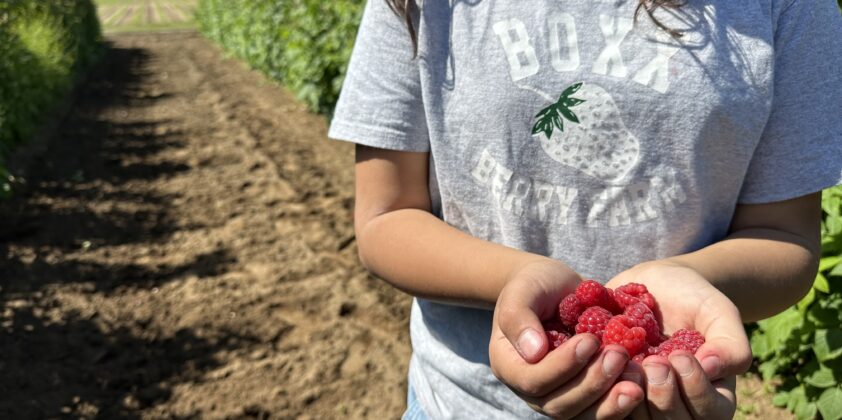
[488,259,645,419]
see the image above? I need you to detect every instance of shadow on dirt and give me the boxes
[0,39,241,418]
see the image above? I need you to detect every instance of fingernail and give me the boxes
[644,363,670,385]
[575,337,599,362]
[516,328,543,360]
[603,351,627,377]
[701,355,722,378]
[617,394,635,410]
[671,354,695,377]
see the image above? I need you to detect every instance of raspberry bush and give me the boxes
[195,0,364,115]
[750,186,842,420]
[544,279,705,360]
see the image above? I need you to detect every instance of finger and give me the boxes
[669,352,736,418]
[489,332,601,398]
[576,380,645,420]
[642,356,692,420]
[535,345,630,418]
[495,302,546,363]
[695,298,752,380]
[495,282,568,363]
[622,362,651,420]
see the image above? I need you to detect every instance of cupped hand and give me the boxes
[606,261,751,419]
[489,259,645,419]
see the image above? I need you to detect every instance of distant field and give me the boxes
[96,0,196,33]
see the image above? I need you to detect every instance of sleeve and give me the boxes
[327,0,430,152]
[738,0,842,204]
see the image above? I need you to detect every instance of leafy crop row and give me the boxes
[751,186,842,420]
[195,0,364,115]
[0,0,102,197]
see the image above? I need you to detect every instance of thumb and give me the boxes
[494,289,550,364]
[696,304,752,380]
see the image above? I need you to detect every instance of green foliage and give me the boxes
[0,0,102,196]
[195,0,364,114]
[751,186,842,420]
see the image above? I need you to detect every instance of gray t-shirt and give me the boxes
[329,0,842,418]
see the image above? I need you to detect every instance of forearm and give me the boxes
[357,208,576,308]
[666,228,819,322]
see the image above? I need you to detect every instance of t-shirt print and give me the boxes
[470,12,689,229]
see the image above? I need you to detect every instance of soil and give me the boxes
[0,32,409,419]
[0,32,791,419]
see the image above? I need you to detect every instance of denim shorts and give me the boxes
[402,382,431,420]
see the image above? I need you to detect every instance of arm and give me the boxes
[666,193,822,322]
[608,193,822,419]
[356,144,645,418]
[354,144,576,308]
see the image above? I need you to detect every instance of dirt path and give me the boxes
[0,32,410,419]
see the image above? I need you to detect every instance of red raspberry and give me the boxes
[574,306,613,340]
[603,315,647,357]
[546,330,571,350]
[605,288,622,314]
[622,302,661,345]
[631,346,659,363]
[558,294,584,329]
[614,283,657,311]
[575,280,621,314]
[656,329,705,356]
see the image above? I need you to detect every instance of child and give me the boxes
[328,0,842,418]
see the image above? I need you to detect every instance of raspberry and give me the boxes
[605,288,622,314]
[546,330,571,350]
[631,346,658,363]
[558,294,584,329]
[574,306,613,340]
[575,280,621,314]
[622,302,661,345]
[603,315,647,356]
[614,283,657,311]
[656,329,705,356]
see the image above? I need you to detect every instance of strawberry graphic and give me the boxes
[532,82,640,181]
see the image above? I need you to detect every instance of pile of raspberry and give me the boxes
[544,280,704,362]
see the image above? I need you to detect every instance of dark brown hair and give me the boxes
[384,0,685,55]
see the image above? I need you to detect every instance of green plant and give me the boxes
[750,186,842,420]
[195,0,364,114]
[0,0,101,196]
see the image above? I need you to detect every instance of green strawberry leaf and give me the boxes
[535,105,554,119]
[533,83,586,139]
[532,104,564,138]
[559,97,585,107]
[560,82,583,99]
[532,117,553,138]
[558,107,580,123]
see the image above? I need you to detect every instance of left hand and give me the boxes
[606,261,751,419]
